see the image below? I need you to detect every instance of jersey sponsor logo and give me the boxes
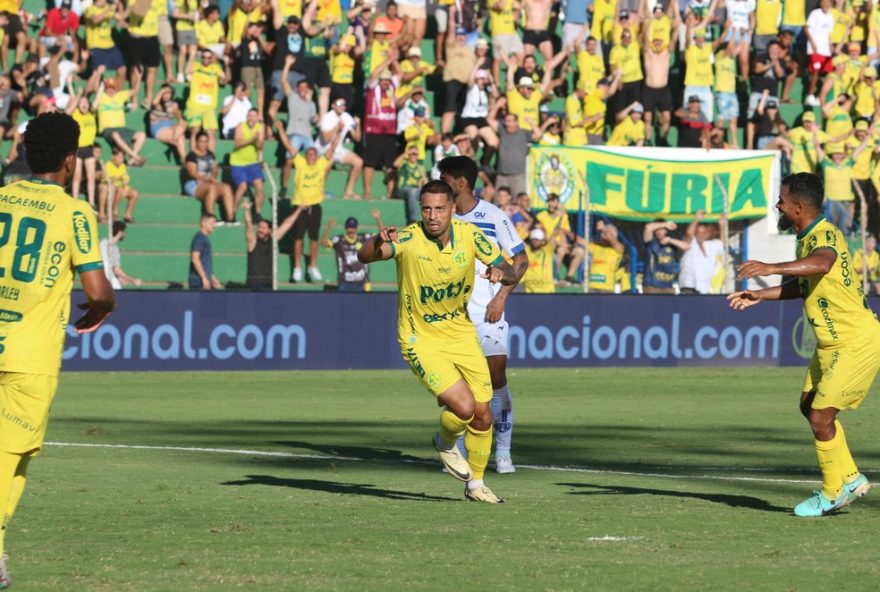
[0,286,19,301]
[474,232,493,258]
[791,311,818,359]
[404,346,425,377]
[0,309,22,322]
[419,281,470,304]
[40,241,66,288]
[473,211,486,218]
[397,230,413,243]
[816,297,839,341]
[839,251,853,287]
[0,407,37,432]
[423,308,463,323]
[72,211,93,254]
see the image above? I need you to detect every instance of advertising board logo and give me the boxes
[533,151,576,206]
[792,311,817,359]
[72,211,92,254]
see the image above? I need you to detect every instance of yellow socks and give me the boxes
[815,420,859,500]
[439,409,471,447]
[0,452,27,557]
[465,424,492,481]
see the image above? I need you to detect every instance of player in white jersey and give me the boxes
[439,156,528,473]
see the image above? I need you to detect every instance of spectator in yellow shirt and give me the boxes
[588,219,625,293]
[608,101,646,146]
[609,27,643,115]
[100,146,140,223]
[195,6,227,58]
[403,107,439,162]
[814,123,874,234]
[853,234,880,293]
[522,227,557,293]
[536,193,585,284]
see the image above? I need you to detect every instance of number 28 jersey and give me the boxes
[0,178,103,376]
[392,220,503,345]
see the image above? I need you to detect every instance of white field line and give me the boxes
[42,441,851,486]
[585,535,646,542]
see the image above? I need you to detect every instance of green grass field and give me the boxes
[6,368,880,591]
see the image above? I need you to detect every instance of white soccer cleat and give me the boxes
[465,484,505,504]
[433,432,471,482]
[307,266,323,282]
[495,455,516,474]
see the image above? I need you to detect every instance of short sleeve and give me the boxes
[392,227,414,259]
[472,227,504,267]
[191,233,206,253]
[809,226,841,255]
[494,210,525,257]
[70,205,104,273]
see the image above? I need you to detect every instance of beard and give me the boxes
[777,212,794,232]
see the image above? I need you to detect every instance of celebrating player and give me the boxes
[0,112,116,587]
[728,173,877,517]
[357,180,518,503]
[438,156,528,473]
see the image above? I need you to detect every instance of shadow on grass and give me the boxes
[559,482,791,513]
[273,440,426,463]
[221,474,458,502]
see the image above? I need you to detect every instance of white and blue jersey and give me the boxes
[455,198,525,325]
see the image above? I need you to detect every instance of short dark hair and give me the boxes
[196,131,209,141]
[420,179,455,202]
[24,112,79,174]
[112,220,127,235]
[201,213,217,223]
[204,5,219,16]
[781,173,824,211]
[496,185,512,195]
[437,155,479,191]
[547,192,560,201]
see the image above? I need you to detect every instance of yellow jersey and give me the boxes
[506,88,542,131]
[591,0,616,42]
[96,90,129,132]
[588,242,622,291]
[583,89,607,136]
[853,78,878,118]
[397,58,433,99]
[846,134,875,179]
[72,109,97,148]
[522,242,556,293]
[0,178,103,376]
[0,0,18,13]
[609,42,643,83]
[830,7,850,44]
[685,44,714,87]
[230,122,263,166]
[404,122,434,161]
[647,15,672,44]
[391,219,503,345]
[564,93,587,146]
[128,0,161,37]
[607,117,645,146]
[291,153,329,206]
[331,50,356,84]
[317,0,341,23]
[576,51,605,93]
[853,246,880,281]
[104,161,129,188]
[714,50,737,93]
[277,0,303,18]
[821,156,855,201]
[368,39,392,76]
[84,4,114,50]
[825,105,853,139]
[789,126,830,173]
[195,19,225,47]
[755,0,782,35]
[782,0,805,26]
[489,0,517,36]
[796,216,878,348]
[187,62,224,111]
[173,0,199,31]
[226,7,264,44]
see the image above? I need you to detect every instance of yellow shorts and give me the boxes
[803,339,880,410]
[401,337,492,403]
[185,106,219,131]
[0,372,58,454]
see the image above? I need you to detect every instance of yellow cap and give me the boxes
[866,66,878,78]
[856,119,870,131]
[832,54,848,66]
[826,142,846,153]
[802,111,816,122]
[694,27,706,37]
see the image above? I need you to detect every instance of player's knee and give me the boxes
[806,408,835,436]
[472,404,493,430]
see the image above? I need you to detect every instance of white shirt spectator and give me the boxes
[397,97,431,133]
[461,83,492,119]
[431,142,460,179]
[100,238,122,290]
[727,0,755,30]
[221,95,252,138]
[317,109,356,150]
[806,7,834,56]
[679,237,725,294]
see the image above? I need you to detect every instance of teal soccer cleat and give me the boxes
[842,474,871,499]
[793,489,852,517]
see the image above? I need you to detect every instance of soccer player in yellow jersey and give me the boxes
[357,180,517,503]
[729,173,878,516]
[0,112,115,588]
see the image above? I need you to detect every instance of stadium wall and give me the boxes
[62,292,855,371]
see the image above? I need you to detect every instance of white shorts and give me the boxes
[476,320,509,357]
[316,142,349,164]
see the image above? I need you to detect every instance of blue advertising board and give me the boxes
[61,291,864,371]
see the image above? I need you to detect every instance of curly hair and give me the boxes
[781,173,824,211]
[24,112,80,174]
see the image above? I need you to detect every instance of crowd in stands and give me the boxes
[1,0,879,292]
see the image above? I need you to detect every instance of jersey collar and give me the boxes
[797,214,825,240]
[421,221,455,251]
[25,176,61,187]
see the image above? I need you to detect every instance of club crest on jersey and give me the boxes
[453,250,467,267]
[473,233,493,257]
[72,211,92,254]
[427,371,441,389]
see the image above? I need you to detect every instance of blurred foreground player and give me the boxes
[358,180,517,503]
[439,156,528,473]
[0,112,116,588]
[728,173,877,517]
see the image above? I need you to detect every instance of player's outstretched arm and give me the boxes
[727,278,801,310]
[737,249,835,280]
[357,226,398,263]
[75,270,116,334]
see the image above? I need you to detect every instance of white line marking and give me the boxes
[44,441,845,486]
[585,535,645,542]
